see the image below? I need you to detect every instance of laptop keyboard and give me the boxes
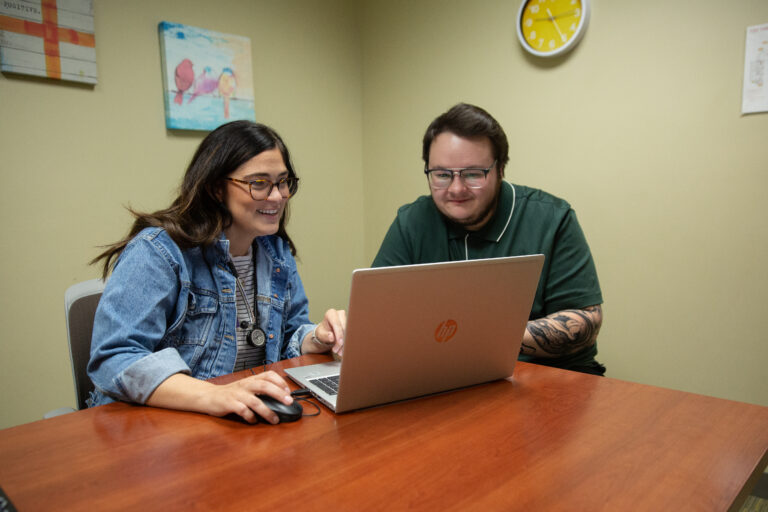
[309,375,340,395]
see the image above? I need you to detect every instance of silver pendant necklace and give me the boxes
[230,246,266,348]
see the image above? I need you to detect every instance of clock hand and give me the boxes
[546,7,567,42]
[534,9,578,22]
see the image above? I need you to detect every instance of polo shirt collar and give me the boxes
[446,181,515,242]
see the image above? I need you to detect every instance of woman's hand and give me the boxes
[146,371,294,424]
[302,308,347,356]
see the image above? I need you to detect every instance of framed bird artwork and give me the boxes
[158,21,256,131]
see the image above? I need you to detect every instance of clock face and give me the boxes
[517,0,590,57]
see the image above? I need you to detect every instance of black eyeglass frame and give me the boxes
[423,160,497,189]
[225,176,299,200]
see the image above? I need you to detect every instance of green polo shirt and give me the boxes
[372,181,603,369]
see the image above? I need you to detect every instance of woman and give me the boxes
[88,120,346,424]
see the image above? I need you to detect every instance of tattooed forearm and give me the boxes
[520,305,603,357]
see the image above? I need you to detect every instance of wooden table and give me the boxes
[1,355,767,511]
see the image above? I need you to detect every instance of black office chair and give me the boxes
[44,279,105,418]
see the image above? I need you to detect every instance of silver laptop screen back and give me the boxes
[334,255,543,412]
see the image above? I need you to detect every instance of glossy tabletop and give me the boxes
[1,355,767,511]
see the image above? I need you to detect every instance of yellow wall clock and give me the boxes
[516,0,590,58]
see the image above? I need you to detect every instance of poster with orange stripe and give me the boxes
[0,0,96,84]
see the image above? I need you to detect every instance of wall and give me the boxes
[361,0,768,405]
[0,0,364,428]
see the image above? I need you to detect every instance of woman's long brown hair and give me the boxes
[91,121,298,279]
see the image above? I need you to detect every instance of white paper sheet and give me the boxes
[742,23,768,114]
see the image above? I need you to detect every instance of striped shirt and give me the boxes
[231,247,266,371]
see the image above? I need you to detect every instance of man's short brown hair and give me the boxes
[422,103,510,169]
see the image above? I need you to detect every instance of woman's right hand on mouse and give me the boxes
[146,371,294,425]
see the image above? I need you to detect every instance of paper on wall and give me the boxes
[742,23,768,114]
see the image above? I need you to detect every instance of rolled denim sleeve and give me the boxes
[88,234,190,404]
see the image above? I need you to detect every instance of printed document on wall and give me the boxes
[742,23,768,114]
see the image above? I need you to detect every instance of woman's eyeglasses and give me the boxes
[225,176,299,200]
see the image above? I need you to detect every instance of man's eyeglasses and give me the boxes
[225,176,299,200]
[424,161,496,189]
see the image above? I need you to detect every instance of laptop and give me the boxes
[284,254,544,413]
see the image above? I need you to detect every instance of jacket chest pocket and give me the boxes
[176,289,219,346]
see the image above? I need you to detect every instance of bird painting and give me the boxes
[159,22,255,130]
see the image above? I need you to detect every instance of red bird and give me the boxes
[174,59,194,105]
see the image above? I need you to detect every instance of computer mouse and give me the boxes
[256,395,303,423]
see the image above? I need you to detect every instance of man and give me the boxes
[372,103,605,375]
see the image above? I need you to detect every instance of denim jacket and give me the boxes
[87,227,314,406]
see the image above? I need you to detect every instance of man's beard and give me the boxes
[449,180,502,231]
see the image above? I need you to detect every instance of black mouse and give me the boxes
[256,395,303,423]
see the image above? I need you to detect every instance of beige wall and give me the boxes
[1,0,766,429]
[0,0,365,428]
[361,0,768,405]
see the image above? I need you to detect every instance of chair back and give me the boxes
[65,279,105,410]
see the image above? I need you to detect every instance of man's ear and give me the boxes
[498,164,505,179]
